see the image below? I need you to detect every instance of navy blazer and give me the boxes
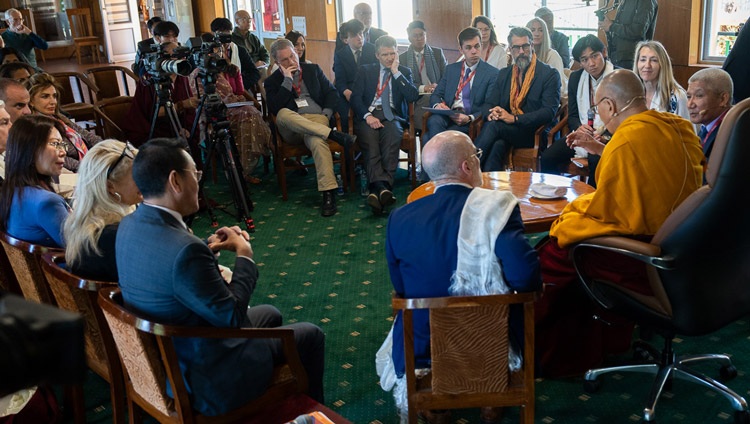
[350,64,419,123]
[265,62,340,116]
[333,43,377,97]
[116,205,272,416]
[486,61,561,130]
[386,185,541,377]
[430,60,500,120]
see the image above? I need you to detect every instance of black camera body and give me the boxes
[140,42,194,81]
[185,33,230,77]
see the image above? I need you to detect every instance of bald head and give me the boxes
[423,131,481,186]
[598,69,646,106]
[353,3,373,29]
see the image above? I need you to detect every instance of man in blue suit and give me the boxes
[385,130,540,421]
[351,35,419,214]
[686,68,733,159]
[333,19,377,132]
[474,27,561,171]
[424,27,499,144]
[116,138,325,417]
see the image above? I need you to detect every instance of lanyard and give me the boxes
[454,62,476,101]
[418,53,425,75]
[376,72,392,100]
[291,67,303,96]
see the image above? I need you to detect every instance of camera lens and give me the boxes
[161,59,192,76]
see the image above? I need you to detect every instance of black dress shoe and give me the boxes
[379,189,396,208]
[321,190,337,217]
[367,192,382,214]
[329,130,357,148]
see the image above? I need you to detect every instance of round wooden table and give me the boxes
[407,172,595,233]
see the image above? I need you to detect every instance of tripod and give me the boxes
[190,70,255,233]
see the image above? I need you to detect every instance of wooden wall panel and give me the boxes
[283,0,338,81]
[412,0,481,61]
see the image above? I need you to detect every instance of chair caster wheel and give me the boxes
[721,364,738,380]
[583,379,600,393]
[735,410,750,424]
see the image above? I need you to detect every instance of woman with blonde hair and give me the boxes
[633,40,689,120]
[527,17,566,93]
[64,140,142,281]
[25,72,102,172]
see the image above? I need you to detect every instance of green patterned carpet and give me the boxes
[74,164,750,424]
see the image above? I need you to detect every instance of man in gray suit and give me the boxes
[116,138,325,416]
[399,20,447,133]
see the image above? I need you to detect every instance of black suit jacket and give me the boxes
[333,43,377,97]
[335,26,388,50]
[350,64,419,123]
[264,62,340,116]
[486,61,561,131]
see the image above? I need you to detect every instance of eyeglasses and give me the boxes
[106,142,135,180]
[469,147,483,160]
[237,17,252,22]
[511,43,531,52]
[48,141,67,151]
[183,169,203,182]
[579,51,603,65]
[589,96,612,115]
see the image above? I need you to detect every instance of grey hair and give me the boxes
[270,38,294,61]
[688,68,734,99]
[375,35,397,50]
[423,134,473,180]
[4,8,18,20]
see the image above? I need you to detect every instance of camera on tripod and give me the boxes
[186,33,231,77]
[140,42,194,80]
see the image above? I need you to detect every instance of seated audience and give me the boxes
[133,20,180,78]
[64,140,141,282]
[1,9,47,69]
[0,100,12,182]
[0,77,31,122]
[122,42,197,149]
[540,34,615,183]
[333,18,377,132]
[269,30,311,75]
[633,40,689,120]
[535,7,571,68]
[116,137,325,416]
[399,20,447,133]
[686,68,733,159]
[132,16,162,77]
[264,38,355,217]
[527,17,566,93]
[424,27,499,144]
[0,114,70,247]
[232,10,270,69]
[535,70,704,377]
[210,18,260,92]
[26,72,102,172]
[723,16,750,104]
[465,15,508,70]
[193,20,269,180]
[0,47,30,66]
[335,2,387,50]
[0,61,35,83]
[382,130,540,422]
[474,27,560,171]
[350,35,418,215]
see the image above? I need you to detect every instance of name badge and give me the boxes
[295,98,309,108]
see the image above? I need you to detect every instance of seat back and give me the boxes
[50,71,99,106]
[392,293,535,423]
[649,97,750,335]
[86,66,139,100]
[66,8,95,39]
[95,96,133,140]
[0,230,61,304]
[0,244,21,294]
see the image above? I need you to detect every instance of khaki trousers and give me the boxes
[276,108,337,191]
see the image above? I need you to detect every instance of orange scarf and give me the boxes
[509,52,537,115]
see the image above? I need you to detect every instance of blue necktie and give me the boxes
[461,67,472,114]
[382,69,394,121]
[698,125,708,147]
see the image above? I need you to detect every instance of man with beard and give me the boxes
[474,27,560,171]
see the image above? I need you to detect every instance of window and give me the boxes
[701,0,748,62]
[338,0,413,43]
[486,0,598,51]
[226,0,285,40]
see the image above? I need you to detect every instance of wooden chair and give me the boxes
[343,104,419,191]
[94,95,133,140]
[51,71,101,134]
[392,293,536,424]
[97,287,331,423]
[0,240,21,294]
[505,101,569,171]
[0,230,61,304]
[86,66,139,101]
[41,252,125,424]
[270,115,348,200]
[66,8,103,64]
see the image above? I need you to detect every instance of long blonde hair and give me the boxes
[64,140,138,267]
[527,17,553,63]
[633,40,683,111]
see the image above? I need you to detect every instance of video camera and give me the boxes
[185,33,230,77]
[139,42,194,79]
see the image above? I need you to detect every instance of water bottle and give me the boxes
[359,167,369,197]
[336,174,344,195]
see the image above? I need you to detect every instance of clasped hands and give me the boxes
[207,226,253,258]
[488,106,515,124]
[565,124,606,156]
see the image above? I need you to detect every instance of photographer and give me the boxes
[122,41,198,149]
[188,32,270,182]
[210,18,260,92]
